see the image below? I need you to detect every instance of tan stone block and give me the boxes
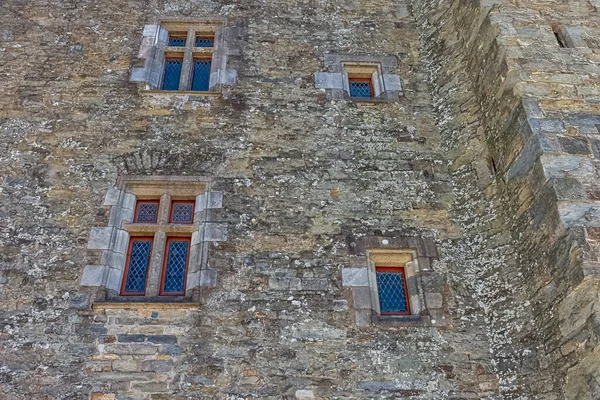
[91,394,115,400]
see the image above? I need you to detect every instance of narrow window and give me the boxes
[191,59,211,91]
[195,36,214,48]
[168,33,187,47]
[121,237,154,295]
[376,266,410,315]
[160,237,191,296]
[162,58,183,90]
[349,78,374,98]
[134,200,159,223]
[170,200,195,224]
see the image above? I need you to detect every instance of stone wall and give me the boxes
[410,0,600,398]
[2,0,599,399]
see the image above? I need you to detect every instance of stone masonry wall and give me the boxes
[411,0,600,399]
[0,0,504,399]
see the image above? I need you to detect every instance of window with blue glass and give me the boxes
[160,238,191,295]
[162,58,183,90]
[168,33,187,47]
[195,36,214,48]
[121,237,154,295]
[191,59,211,91]
[376,266,411,315]
[349,78,374,98]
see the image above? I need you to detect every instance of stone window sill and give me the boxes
[142,90,221,97]
[373,314,432,327]
[93,300,199,310]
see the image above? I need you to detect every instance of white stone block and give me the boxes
[295,390,315,400]
[142,24,157,38]
[208,192,223,209]
[113,230,130,255]
[80,265,108,286]
[88,227,115,250]
[203,223,228,242]
[106,267,123,292]
[342,268,369,287]
[200,269,217,287]
[130,67,148,83]
[104,187,121,206]
[314,72,344,90]
[186,271,200,290]
[383,74,402,91]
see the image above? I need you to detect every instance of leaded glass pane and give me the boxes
[162,59,183,91]
[171,203,194,224]
[349,81,372,98]
[191,59,211,91]
[162,240,189,294]
[123,240,152,293]
[376,270,408,313]
[195,37,214,47]
[136,202,158,223]
[168,35,186,47]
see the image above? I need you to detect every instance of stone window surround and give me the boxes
[81,176,227,303]
[314,53,402,102]
[342,236,444,327]
[130,18,238,93]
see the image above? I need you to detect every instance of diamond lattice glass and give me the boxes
[123,239,152,294]
[168,36,186,47]
[376,270,408,313]
[135,202,158,223]
[162,58,183,90]
[171,202,194,224]
[162,240,189,294]
[191,59,211,91]
[349,81,373,98]
[195,37,214,47]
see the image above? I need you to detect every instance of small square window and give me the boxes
[349,78,374,98]
[170,201,195,224]
[191,59,211,91]
[162,58,183,91]
[168,33,187,47]
[121,237,154,295]
[160,237,191,296]
[375,266,410,315]
[195,36,214,48]
[134,200,159,223]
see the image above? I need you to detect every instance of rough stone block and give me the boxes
[355,310,372,327]
[341,268,369,287]
[117,334,146,343]
[425,293,443,309]
[146,335,177,344]
[295,390,315,399]
[141,359,173,373]
[81,265,108,287]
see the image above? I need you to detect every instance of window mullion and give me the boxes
[146,230,165,297]
[179,30,196,90]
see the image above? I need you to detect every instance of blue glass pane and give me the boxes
[162,59,182,90]
[191,59,211,91]
[162,240,189,294]
[124,240,152,293]
[168,36,186,47]
[377,271,408,313]
[350,81,372,98]
[136,202,158,223]
[195,37,214,47]
[171,203,193,224]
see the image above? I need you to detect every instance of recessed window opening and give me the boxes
[349,78,374,98]
[170,200,195,224]
[195,36,214,48]
[376,265,411,315]
[162,57,183,90]
[160,237,191,296]
[134,200,159,223]
[168,33,187,47]
[121,237,154,295]
[191,59,212,91]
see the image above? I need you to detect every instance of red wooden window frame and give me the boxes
[134,200,160,223]
[120,236,154,296]
[159,237,192,296]
[376,265,411,315]
[169,200,196,224]
[348,77,375,98]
